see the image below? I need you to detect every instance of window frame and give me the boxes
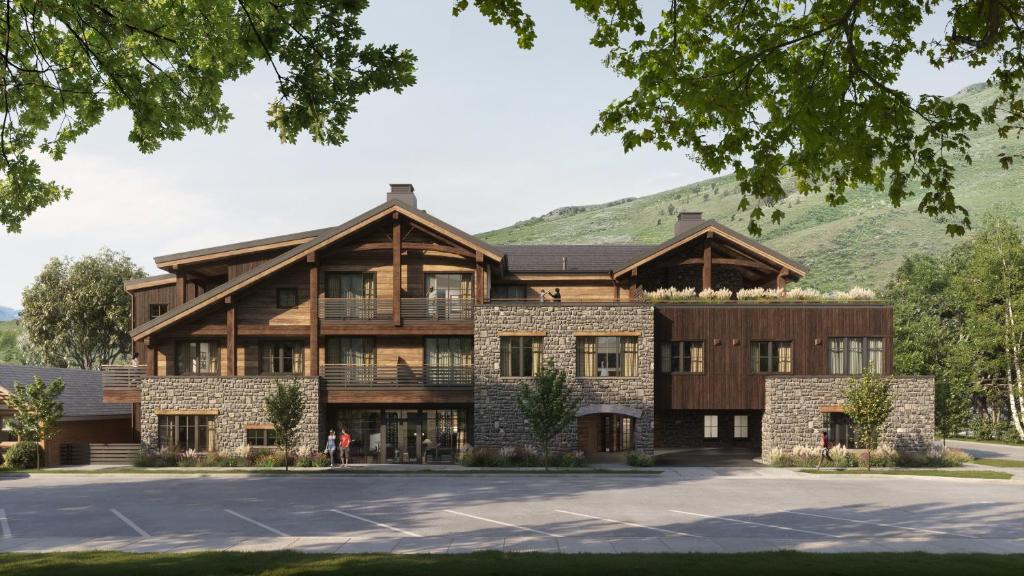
[500,336,543,377]
[175,341,220,376]
[260,340,305,375]
[492,284,527,300]
[246,427,278,447]
[659,341,705,374]
[750,341,793,374]
[276,287,298,309]
[157,414,214,452]
[703,414,719,439]
[148,303,168,321]
[576,336,638,378]
[828,337,885,374]
[734,414,749,439]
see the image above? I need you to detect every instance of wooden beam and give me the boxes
[629,268,638,300]
[320,323,473,336]
[175,275,186,307]
[392,213,402,326]
[612,273,620,302]
[347,241,474,258]
[225,302,236,376]
[475,251,485,304]
[677,257,777,272]
[145,338,156,377]
[702,238,712,291]
[776,268,788,290]
[309,260,320,377]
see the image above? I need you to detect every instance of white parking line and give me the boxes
[778,510,973,538]
[0,508,10,538]
[670,509,840,539]
[554,509,699,537]
[331,509,421,538]
[224,509,289,537]
[445,509,562,538]
[110,508,150,538]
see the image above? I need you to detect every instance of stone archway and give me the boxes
[576,404,642,458]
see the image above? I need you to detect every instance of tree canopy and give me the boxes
[19,248,144,369]
[3,1,1022,234]
[516,360,579,469]
[6,375,65,468]
[264,380,304,471]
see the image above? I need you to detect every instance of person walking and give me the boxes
[326,429,337,468]
[340,428,352,468]
[816,429,834,469]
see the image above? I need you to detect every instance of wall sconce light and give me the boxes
[731,339,739,346]
[713,339,721,346]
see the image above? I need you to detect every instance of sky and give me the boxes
[0,1,996,309]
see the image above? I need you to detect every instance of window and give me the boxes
[425,337,473,385]
[660,341,704,373]
[492,284,527,300]
[703,415,719,439]
[326,337,375,365]
[276,287,298,309]
[324,272,375,298]
[734,414,749,439]
[500,336,543,377]
[148,303,168,320]
[829,337,885,374]
[158,415,214,451]
[246,428,278,447]
[261,341,304,374]
[577,336,638,377]
[751,341,792,373]
[175,341,220,375]
[426,273,472,299]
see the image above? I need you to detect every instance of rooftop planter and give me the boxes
[641,286,882,304]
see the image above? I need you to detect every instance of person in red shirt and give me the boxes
[816,430,834,469]
[340,428,352,468]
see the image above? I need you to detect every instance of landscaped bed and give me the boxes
[0,551,1020,576]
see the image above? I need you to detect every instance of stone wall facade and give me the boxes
[473,305,656,454]
[762,376,934,461]
[140,377,321,453]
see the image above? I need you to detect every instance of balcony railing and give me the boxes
[100,365,147,391]
[319,298,393,322]
[318,297,474,322]
[400,297,474,321]
[320,364,474,390]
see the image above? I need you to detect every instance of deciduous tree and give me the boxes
[7,376,65,469]
[20,249,144,369]
[264,380,304,471]
[516,360,579,469]
[844,371,893,470]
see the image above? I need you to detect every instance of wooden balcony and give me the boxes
[101,365,146,403]
[320,364,474,404]
[319,297,474,323]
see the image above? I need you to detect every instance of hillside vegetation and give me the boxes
[479,83,1024,290]
[0,320,24,364]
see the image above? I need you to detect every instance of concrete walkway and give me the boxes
[2,535,1022,555]
[947,439,1024,461]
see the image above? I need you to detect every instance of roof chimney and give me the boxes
[675,211,704,236]
[388,183,417,208]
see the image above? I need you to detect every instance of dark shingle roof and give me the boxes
[0,365,130,419]
[154,228,333,265]
[498,245,653,273]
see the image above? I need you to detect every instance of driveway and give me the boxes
[947,439,1024,461]
[655,447,761,467]
[1,468,1021,554]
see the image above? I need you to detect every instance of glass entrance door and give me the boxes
[329,407,469,463]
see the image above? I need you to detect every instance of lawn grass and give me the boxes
[973,458,1024,468]
[799,469,1013,479]
[0,466,658,476]
[0,551,1021,576]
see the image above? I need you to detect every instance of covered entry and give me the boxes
[576,404,642,459]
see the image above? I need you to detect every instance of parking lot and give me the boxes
[1,468,1022,554]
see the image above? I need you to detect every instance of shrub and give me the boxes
[295,448,330,468]
[254,451,284,468]
[626,451,655,467]
[698,288,732,300]
[767,443,970,468]
[459,446,586,468]
[736,287,784,300]
[898,444,972,467]
[4,441,42,469]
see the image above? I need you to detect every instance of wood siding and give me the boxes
[236,263,311,326]
[654,304,893,410]
[132,285,176,329]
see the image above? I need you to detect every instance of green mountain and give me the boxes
[479,83,1024,291]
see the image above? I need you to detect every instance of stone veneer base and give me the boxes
[140,377,321,453]
[762,375,935,461]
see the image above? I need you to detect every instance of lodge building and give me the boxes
[104,184,934,464]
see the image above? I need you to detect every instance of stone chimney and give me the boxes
[675,211,704,236]
[388,183,417,208]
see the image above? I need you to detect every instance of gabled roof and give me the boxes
[153,227,333,269]
[0,364,131,419]
[612,219,806,278]
[498,245,652,273]
[131,201,504,340]
[124,273,176,291]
